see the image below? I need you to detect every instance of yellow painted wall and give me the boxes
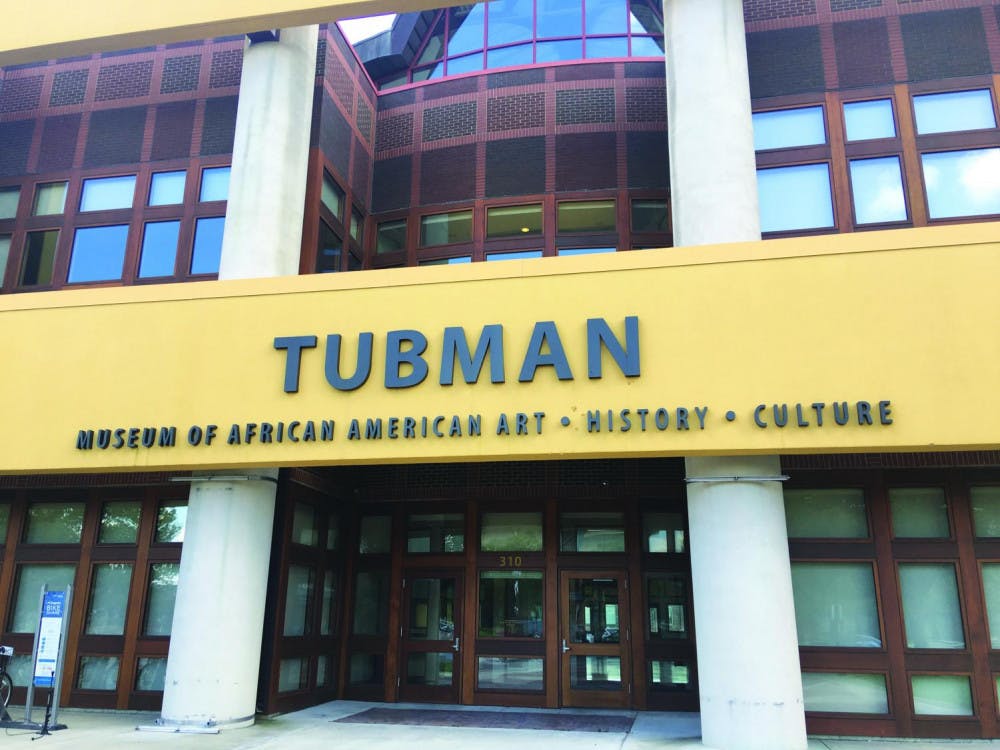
[1,224,997,474]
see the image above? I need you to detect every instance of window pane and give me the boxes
[486,250,543,261]
[586,0,628,34]
[478,570,543,637]
[570,656,621,688]
[376,219,407,253]
[559,247,615,256]
[191,216,225,274]
[643,512,686,553]
[145,562,180,636]
[630,36,664,56]
[631,199,669,232]
[11,564,76,633]
[327,516,340,550]
[85,563,133,635]
[32,182,67,215]
[417,14,446,63]
[135,657,166,691]
[407,513,464,553]
[8,655,32,687]
[20,230,58,286]
[148,170,186,206]
[979,564,1000,648]
[291,503,318,546]
[911,675,973,716]
[199,166,230,201]
[320,571,337,635]
[359,515,391,554]
[536,40,583,63]
[278,657,307,692]
[98,500,141,544]
[972,487,1000,537]
[408,578,456,640]
[486,0,532,46]
[650,660,691,691]
[283,565,315,636]
[586,37,629,59]
[569,577,619,643]
[349,652,384,685]
[77,656,119,691]
[487,43,533,68]
[138,220,180,278]
[477,656,543,690]
[899,563,964,649]
[913,90,996,135]
[80,175,135,211]
[447,52,484,75]
[922,148,1000,219]
[557,200,616,233]
[486,205,542,238]
[321,172,344,217]
[758,164,834,233]
[421,211,472,246]
[419,255,472,266]
[784,488,868,538]
[350,208,363,243]
[155,501,187,543]
[850,157,907,224]
[447,5,485,57]
[752,107,826,151]
[68,224,129,283]
[647,574,687,639]
[0,235,11,288]
[844,99,895,141]
[0,504,10,544]
[0,186,20,219]
[481,512,543,551]
[316,655,330,686]
[407,652,454,686]
[317,221,341,273]
[24,502,84,543]
[560,512,625,552]
[791,562,881,647]
[890,487,949,538]
[353,570,390,635]
[802,672,888,713]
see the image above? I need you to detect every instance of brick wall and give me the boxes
[94,60,153,101]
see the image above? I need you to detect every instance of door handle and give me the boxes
[561,639,570,653]
[452,636,460,651]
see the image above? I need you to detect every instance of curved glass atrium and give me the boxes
[375,0,665,89]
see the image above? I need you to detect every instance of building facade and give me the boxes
[2,0,1000,746]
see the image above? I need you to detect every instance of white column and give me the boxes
[664,2,807,749]
[159,25,317,729]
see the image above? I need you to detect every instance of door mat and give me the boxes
[335,707,634,733]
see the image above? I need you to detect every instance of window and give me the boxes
[144,562,180,636]
[376,219,407,253]
[478,571,543,637]
[291,503,318,546]
[650,660,692,691]
[972,487,1000,537]
[752,107,826,151]
[0,186,19,219]
[647,574,687,639]
[420,211,472,246]
[24,502,84,543]
[979,563,1000,647]
[148,171,186,206]
[283,565,315,636]
[67,224,129,283]
[922,148,1000,220]
[898,563,964,649]
[278,658,308,692]
[349,207,363,243]
[481,512,542,551]
[138,221,181,278]
[80,175,136,211]
[10,564,76,632]
[757,164,834,233]
[321,172,344,218]
[419,256,472,266]
[913,90,996,135]
[631,199,669,233]
[486,249,543,261]
[889,487,949,538]
[155,501,187,543]
[477,657,544,691]
[320,571,337,635]
[353,570,390,635]
[407,513,464,553]
[98,500,141,544]
[20,230,59,286]
[802,673,888,714]
[643,512,685,553]
[317,221,342,273]
[559,512,625,552]
[0,504,10,544]
[557,247,615,256]
[190,216,225,274]
[844,99,896,141]
[199,166,231,201]
[911,675,973,716]
[85,563,134,635]
[135,657,166,691]
[487,204,542,238]
[77,656,120,691]
[557,200,616,233]
[790,562,881,647]
[849,157,907,224]
[359,515,391,554]
[784,488,868,538]
[32,182,67,215]
[0,235,10,288]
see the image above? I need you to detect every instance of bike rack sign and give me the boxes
[33,591,66,688]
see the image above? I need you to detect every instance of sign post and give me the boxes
[23,585,71,731]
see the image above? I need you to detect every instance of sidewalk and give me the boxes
[3,702,1000,750]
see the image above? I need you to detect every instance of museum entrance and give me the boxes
[399,571,464,703]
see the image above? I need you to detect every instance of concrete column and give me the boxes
[159,26,317,729]
[664,3,806,749]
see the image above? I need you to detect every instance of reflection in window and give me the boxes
[32,182,68,215]
[913,90,996,135]
[487,0,532,46]
[317,221,342,272]
[278,657,308,692]
[972,487,1000,537]
[408,578,456,640]
[557,200,616,233]
[68,225,129,283]
[191,216,225,274]
[407,513,464,553]
[752,107,826,151]
[0,186,20,219]
[478,656,543,691]
[486,249,543,261]
[144,562,180,636]
[557,247,615,256]
[487,44,532,68]
[631,199,669,233]
[844,99,895,141]
[587,37,628,58]
[790,562,881,647]
[24,502,85,543]
[419,256,472,266]
[80,175,136,211]
[77,656,120,691]
[353,570,390,635]
[199,166,231,201]
[757,164,834,233]
[559,512,625,552]
[911,674,973,716]
[149,170,186,206]
[0,235,10,288]
[922,148,1000,219]
[890,487,949,538]
[85,563,133,635]
[320,571,337,635]
[20,230,59,286]
[321,172,344,218]
[291,503,318,546]
[359,516,391,554]
[978,563,1000,648]
[643,512,685,553]
[784,489,868,538]
[849,157,907,225]
[0,504,9,544]
[650,660,691,691]
[138,221,181,278]
[647,574,687,639]
[349,652,384,685]
[350,207,363,243]
[481,512,543,551]
[283,565,315,636]
[802,672,888,713]
[11,564,76,633]
[570,656,621,688]
[98,500,141,544]
[407,652,454,686]
[537,40,583,62]
[376,219,407,253]
[899,563,964,649]
[135,657,167,691]
[421,211,472,246]
[479,571,543,637]
[155,501,187,543]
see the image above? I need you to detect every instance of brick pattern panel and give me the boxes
[901,9,991,81]
[329,28,356,73]
[485,136,545,197]
[375,113,414,152]
[831,0,881,10]
[160,55,201,94]
[315,38,327,78]
[555,133,617,191]
[356,95,373,142]
[833,19,893,88]
[84,107,146,167]
[423,76,478,101]
[423,101,477,142]
[0,120,34,178]
[627,131,669,189]
[95,61,153,101]
[37,114,81,173]
[747,27,825,98]
[49,69,89,107]
[151,101,195,161]
[625,87,666,122]
[320,93,352,179]
[0,76,43,113]
[419,144,476,205]
[743,0,816,21]
[372,156,412,212]
[487,69,546,89]
[487,92,545,132]
[326,54,355,113]
[555,63,614,82]
[352,142,371,208]
[209,49,243,88]
[556,88,615,125]
[200,96,239,156]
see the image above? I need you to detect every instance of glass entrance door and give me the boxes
[559,570,631,708]
[399,572,463,702]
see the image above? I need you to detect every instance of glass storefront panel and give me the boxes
[649,660,691,691]
[320,571,337,636]
[790,562,881,647]
[911,674,973,716]
[283,565,315,636]
[135,657,167,691]
[24,502,84,543]
[972,487,1000,537]
[477,656,544,691]
[784,488,868,538]
[155,501,187,543]
[85,563,133,635]
[144,562,180,636]
[408,578,456,640]
[642,512,685,553]
[569,656,621,689]
[407,513,464,553]
[890,487,949,538]
[559,512,625,552]
[11,564,76,633]
[291,503,318,546]
[481,512,543,551]
[359,515,392,554]
[802,672,889,713]
[353,570,390,636]
[77,656,120,691]
[278,657,308,693]
[98,500,141,544]
[898,563,965,649]
[568,578,620,644]
[479,571,543,637]
[349,652,385,686]
[647,574,687,639]
[406,652,454,686]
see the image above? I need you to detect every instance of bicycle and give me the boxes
[0,645,14,709]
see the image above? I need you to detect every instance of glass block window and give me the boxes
[80,175,136,211]
[68,224,129,283]
[757,164,835,233]
[148,170,186,206]
[32,182,67,215]
[199,166,231,201]
[784,488,868,538]
[889,487,949,538]
[802,672,889,713]
[849,157,907,225]
[155,501,187,543]
[24,502,84,543]
[844,99,896,141]
[144,562,180,636]
[20,230,59,286]
[477,656,543,691]
[922,148,1000,220]
[138,221,181,278]
[85,563,134,635]
[913,90,996,135]
[283,565,315,636]
[77,656,120,691]
[135,657,167,691]
[752,106,826,150]
[377,219,408,253]
[359,515,391,554]
[481,512,543,551]
[899,563,965,649]
[190,216,225,274]
[10,564,76,633]
[420,211,472,247]
[791,562,881,648]
[559,512,625,552]
[0,186,20,219]
[911,674,973,716]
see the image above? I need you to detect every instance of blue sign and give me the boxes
[33,591,66,688]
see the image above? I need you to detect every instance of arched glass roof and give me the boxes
[377,0,664,89]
